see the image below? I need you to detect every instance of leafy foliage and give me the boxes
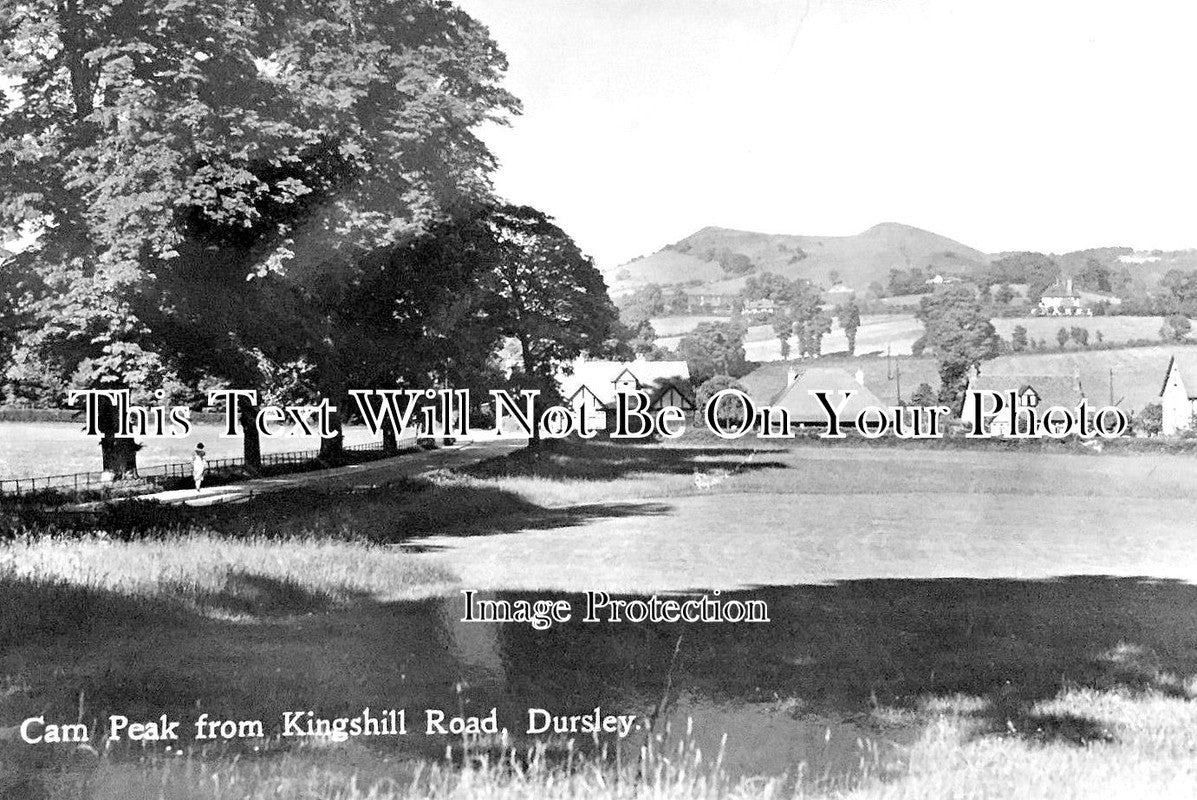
[1135,402,1163,437]
[481,204,621,397]
[915,286,1000,406]
[677,322,748,385]
[1160,314,1192,343]
[836,299,861,356]
[0,0,520,467]
[1011,324,1029,352]
[694,375,749,422]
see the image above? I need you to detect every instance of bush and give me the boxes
[1135,402,1163,437]
[694,376,749,423]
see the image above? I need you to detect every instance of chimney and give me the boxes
[786,366,799,386]
[855,368,865,387]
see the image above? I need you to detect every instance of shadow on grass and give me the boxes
[491,577,1197,751]
[5,439,789,544]
[166,571,352,617]
[462,439,791,481]
[5,574,1197,767]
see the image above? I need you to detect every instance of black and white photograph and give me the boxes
[2,1,1197,797]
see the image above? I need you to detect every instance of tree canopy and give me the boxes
[0,0,536,471]
[915,286,1000,407]
[677,322,748,385]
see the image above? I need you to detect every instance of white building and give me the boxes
[1160,355,1197,435]
[1038,278,1086,316]
[558,359,694,431]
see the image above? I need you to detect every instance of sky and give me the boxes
[454,0,1197,268]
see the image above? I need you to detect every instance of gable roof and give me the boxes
[1162,355,1197,400]
[967,374,1085,410]
[558,359,691,407]
[770,367,883,423]
[740,358,942,408]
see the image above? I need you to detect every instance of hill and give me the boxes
[608,222,991,297]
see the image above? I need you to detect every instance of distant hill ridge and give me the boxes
[608,222,991,297]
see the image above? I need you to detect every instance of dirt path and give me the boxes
[75,435,528,508]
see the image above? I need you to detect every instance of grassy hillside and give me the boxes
[609,222,991,296]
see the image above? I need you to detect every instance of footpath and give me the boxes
[70,432,527,509]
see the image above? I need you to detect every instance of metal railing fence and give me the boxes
[0,440,387,498]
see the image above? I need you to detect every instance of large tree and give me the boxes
[836,298,861,356]
[915,286,1000,408]
[678,322,748,385]
[478,204,621,445]
[0,0,518,474]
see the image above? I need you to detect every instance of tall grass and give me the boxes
[32,688,1197,800]
[0,532,458,628]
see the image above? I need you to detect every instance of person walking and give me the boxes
[193,443,207,492]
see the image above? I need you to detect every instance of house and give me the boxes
[739,359,941,408]
[1160,355,1197,435]
[1037,278,1089,316]
[686,292,736,314]
[821,284,855,304]
[557,359,694,431]
[765,366,883,428]
[743,298,776,315]
[965,373,1086,434]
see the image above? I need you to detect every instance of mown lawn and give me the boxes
[3,439,1197,799]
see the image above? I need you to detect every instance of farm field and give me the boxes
[653,314,1172,366]
[648,314,728,337]
[5,440,1197,797]
[0,421,383,480]
[992,315,1166,344]
[657,314,923,360]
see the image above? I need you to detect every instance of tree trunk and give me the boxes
[382,424,398,456]
[97,395,139,478]
[319,406,345,463]
[519,335,544,450]
[240,401,262,475]
[527,390,544,449]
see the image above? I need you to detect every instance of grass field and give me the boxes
[653,314,1174,366]
[4,440,1197,798]
[992,316,1167,344]
[657,315,924,360]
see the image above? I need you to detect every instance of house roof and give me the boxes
[1162,355,1197,400]
[558,359,691,407]
[769,367,883,423]
[967,374,1085,410]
